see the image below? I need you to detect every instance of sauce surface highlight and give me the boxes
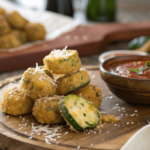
[106,60,150,79]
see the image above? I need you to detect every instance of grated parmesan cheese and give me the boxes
[50,46,74,58]
[31,124,66,144]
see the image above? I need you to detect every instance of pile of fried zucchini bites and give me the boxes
[1,48,102,132]
[0,7,46,49]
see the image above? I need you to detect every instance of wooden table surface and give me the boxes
[0,70,149,150]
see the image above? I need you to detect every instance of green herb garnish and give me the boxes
[49,60,52,63]
[47,107,56,113]
[39,88,43,91]
[27,85,34,91]
[52,99,57,101]
[96,92,100,97]
[59,58,69,63]
[130,61,150,74]
[23,79,30,83]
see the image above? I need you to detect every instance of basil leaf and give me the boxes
[130,61,150,74]
[130,68,139,72]
[146,61,150,67]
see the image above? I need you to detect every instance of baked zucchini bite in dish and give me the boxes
[20,65,56,100]
[73,84,102,109]
[0,33,21,49]
[1,86,34,115]
[6,11,28,29]
[32,96,65,124]
[25,23,46,41]
[59,95,100,132]
[11,30,27,44]
[57,69,90,95]
[0,16,10,35]
[43,49,81,74]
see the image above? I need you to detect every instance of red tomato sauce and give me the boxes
[106,60,150,79]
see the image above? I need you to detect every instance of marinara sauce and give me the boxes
[106,60,150,79]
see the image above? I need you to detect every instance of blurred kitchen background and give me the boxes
[8,0,150,23]
[1,0,150,80]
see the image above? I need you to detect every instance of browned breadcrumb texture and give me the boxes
[101,115,119,123]
[95,114,119,130]
[43,49,81,74]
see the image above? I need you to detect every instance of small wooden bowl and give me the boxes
[100,55,150,104]
[99,50,147,64]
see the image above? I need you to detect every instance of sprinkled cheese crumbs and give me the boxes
[31,124,66,144]
[91,74,95,79]
[50,46,74,59]
[34,63,44,74]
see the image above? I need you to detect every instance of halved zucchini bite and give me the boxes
[59,95,100,132]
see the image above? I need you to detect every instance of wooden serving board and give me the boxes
[1,22,150,72]
[0,70,149,150]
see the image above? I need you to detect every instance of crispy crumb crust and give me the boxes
[57,69,90,95]
[73,84,102,109]
[20,68,56,100]
[1,86,34,115]
[43,50,81,74]
[32,96,65,124]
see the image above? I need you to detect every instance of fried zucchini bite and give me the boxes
[43,49,81,74]
[0,34,21,49]
[59,95,100,132]
[57,69,90,95]
[11,30,27,44]
[20,66,56,100]
[73,84,102,109]
[25,23,46,41]
[32,96,65,124]
[0,16,11,35]
[1,86,34,115]
[6,11,28,29]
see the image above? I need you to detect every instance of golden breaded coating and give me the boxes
[101,115,119,123]
[25,23,46,41]
[73,84,102,109]
[32,96,65,124]
[1,86,34,115]
[57,69,90,95]
[43,49,81,74]
[11,30,27,44]
[0,33,21,49]
[0,7,6,15]
[39,66,52,78]
[0,15,11,35]
[20,66,56,100]
[6,11,28,29]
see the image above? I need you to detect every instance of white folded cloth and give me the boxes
[121,124,150,150]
